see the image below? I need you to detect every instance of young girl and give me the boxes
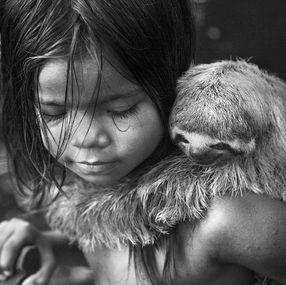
[0,1,286,285]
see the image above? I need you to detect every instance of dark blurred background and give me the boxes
[195,0,286,80]
[0,0,285,283]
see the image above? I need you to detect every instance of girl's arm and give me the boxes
[205,193,286,283]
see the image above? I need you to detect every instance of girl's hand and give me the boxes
[0,218,56,285]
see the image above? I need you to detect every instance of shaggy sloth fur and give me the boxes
[46,60,286,251]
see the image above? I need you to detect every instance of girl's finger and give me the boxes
[0,230,13,253]
[0,234,30,271]
[0,219,30,250]
[0,220,12,247]
[0,226,15,269]
[0,221,8,229]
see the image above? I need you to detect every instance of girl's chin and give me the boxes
[66,165,136,186]
[76,172,125,185]
[65,163,130,186]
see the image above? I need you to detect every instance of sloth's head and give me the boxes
[170,60,286,166]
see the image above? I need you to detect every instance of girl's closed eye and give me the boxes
[104,89,145,120]
[37,106,67,123]
[40,104,139,123]
[110,104,139,119]
[41,112,67,123]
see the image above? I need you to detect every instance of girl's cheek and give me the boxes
[39,126,63,157]
[112,117,132,132]
[40,131,55,156]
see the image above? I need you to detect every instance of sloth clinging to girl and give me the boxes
[1,0,286,285]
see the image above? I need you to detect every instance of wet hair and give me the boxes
[0,0,196,283]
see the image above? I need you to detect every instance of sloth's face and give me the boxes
[170,126,255,165]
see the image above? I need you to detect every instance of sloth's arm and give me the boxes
[204,193,286,284]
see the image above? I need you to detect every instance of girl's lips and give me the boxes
[78,161,112,166]
[76,161,118,174]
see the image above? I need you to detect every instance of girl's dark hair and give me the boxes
[1,0,196,283]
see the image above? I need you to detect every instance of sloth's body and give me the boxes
[47,60,286,284]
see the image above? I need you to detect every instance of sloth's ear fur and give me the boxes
[46,60,286,251]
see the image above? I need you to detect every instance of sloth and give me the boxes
[170,59,286,199]
[46,60,286,251]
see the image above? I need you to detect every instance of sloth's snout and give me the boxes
[172,128,216,161]
[171,127,250,166]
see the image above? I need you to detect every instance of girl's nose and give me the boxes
[71,114,111,149]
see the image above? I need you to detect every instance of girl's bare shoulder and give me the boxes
[182,193,286,283]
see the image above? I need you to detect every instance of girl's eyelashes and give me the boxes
[110,104,139,119]
[39,104,139,123]
[40,112,66,123]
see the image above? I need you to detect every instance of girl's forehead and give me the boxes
[38,57,140,104]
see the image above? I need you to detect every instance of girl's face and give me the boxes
[37,57,163,185]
